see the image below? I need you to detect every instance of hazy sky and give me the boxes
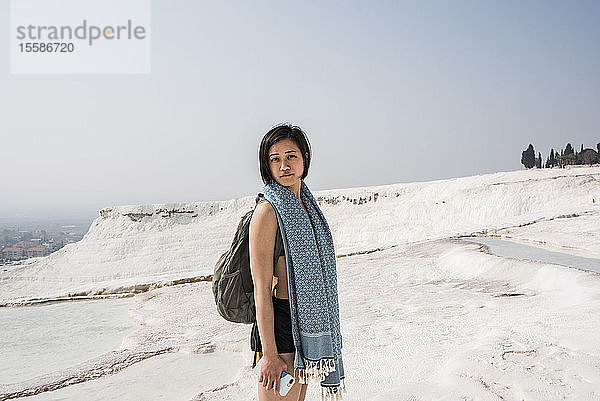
[1,0,599,220]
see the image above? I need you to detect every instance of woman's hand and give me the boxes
[258,354,288,395]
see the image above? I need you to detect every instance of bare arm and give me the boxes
[249,201,287,393]
[249,201,278,356]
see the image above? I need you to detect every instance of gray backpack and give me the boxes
[212,193,283,324]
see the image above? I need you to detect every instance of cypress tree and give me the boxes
[521,144,536,169]
[565,143,574,155]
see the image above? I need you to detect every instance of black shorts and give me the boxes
[250,295,295,354]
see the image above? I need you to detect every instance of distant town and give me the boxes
[0,218,93,264]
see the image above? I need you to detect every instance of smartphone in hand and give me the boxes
[254,356,295,397]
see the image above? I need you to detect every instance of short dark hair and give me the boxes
[259,123,312,184]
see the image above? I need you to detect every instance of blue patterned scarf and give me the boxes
[263,179,346,401]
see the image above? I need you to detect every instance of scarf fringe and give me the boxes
[295,357,337,384]
[294,358,347,401]
[320,378,347,401]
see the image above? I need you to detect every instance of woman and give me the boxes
[249,123,346,401]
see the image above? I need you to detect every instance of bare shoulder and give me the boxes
[250,200,277,231]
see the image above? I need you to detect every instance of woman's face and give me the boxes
[268,138,305,187]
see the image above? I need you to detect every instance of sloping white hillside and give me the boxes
[2,166,600,401]
[8,218,600,400]
[1,166,599,304]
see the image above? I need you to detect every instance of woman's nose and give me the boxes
[280,160,290,170]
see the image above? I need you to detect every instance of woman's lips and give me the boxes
[281,173,293,177]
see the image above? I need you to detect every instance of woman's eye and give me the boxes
[270,158,279,163]
[288,155,296,159]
